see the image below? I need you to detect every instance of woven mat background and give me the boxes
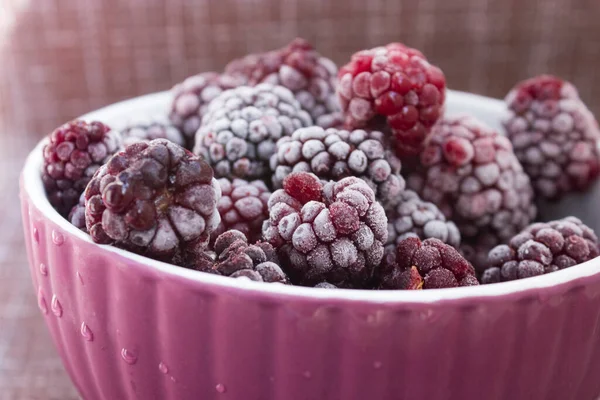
[0,0,599,398]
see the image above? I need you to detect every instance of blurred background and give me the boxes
[0,0,599,398]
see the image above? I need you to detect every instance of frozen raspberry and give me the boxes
[194,84,313,180]
[84,139,221,262]
[378,237,479,289]
[270,126,405,208]
[42,120,122,217]
[386,189,460,253]
[408,114,536,271]
[195,230,289,283]
[118,114,185,147]
[213,178,270,243]
[225,38,342,129]
[263,172,388,287]
[481,216,599,284]
[504,75,600,198]
[68,193,86,232]
[337,43,446,157]
[169,72,246,148]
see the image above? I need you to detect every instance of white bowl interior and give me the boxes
[21,90,600,303]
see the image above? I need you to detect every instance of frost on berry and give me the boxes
[271,126,406,208]
[85,139,221,263]
[42,120,122,217]
[117,114,185,148]
[169,72,246,148]
[377,237,478,290]
[481,216,600,283]
[337,42,446,157]
[263,172,387,287]
[504,75,600,198]
[194,84,313,180]
[225,38,343,129]
[407,114,536,270]
[212,178,270,243]
[194,229,289,283]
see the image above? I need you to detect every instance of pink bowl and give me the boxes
[21,91,600,400]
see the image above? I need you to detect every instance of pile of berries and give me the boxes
[41,39,600,291]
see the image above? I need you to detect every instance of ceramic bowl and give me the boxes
[20,90,600,400]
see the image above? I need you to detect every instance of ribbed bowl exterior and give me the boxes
[21,182,600,400]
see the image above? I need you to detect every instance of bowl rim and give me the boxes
[21,89,600,304]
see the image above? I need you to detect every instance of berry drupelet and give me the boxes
[270,126,405,208]
[42,120,122,217]
[195,230,289,283]
[480,217,600,284]
[119,114,185,147]
[337,43,446,157]
[378,237,479,290]
[225,38,342,129]
[386,189,461,252]
[407,114,536,270]
[84,139,221,262]
[169,72,246,148]
[193,84,313,180]
[504,75,600,199]
[262,172,388,288]
[213,178,271,243]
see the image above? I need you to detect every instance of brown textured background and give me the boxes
[0,0,599,398]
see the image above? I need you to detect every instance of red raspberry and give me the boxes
[42,120,122,217]
[407,115,536,270]
[194,230,289,283]
[262,172,388,288]
[84,139,221,263]
[378,237,479,289]
[504,75,600,198]
[481,217,599,284]
[337,43,446,157]
[213,178,270,243]
[225,38,342,129]
[169,72,246,148]
[270,126,405,208]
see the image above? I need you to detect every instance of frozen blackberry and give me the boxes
[337,43,446,157]
[169,72,246,148]
[481,217,600,284]
[386,189,460,254]
[118,114,185,147]
[407,114,536,270]
[196,230,289,283]
[314,282,338,288]
[42,120,122,217]
[225,38,342,129]
[378,237,479,289]
[84,139,221,262]
[270,126,405,208]
[262,172,388,288]
[213,177,270,243]
[194,84,313,180]
[504,75,600,198]
[68,193,86,232]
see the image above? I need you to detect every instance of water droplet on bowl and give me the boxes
[33,228,39,244]
[37,288,47,314]
[303,371,312,379]
[373,361,382,369]
[170,376,177,383]
[52,230,64,246]
[80,323,94,341]
[51,295,63,317]
[121,348,137,365]
[215,383,226,393]
[76,271,84,285]
[158,362,169,374]
[39,263,48,276]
